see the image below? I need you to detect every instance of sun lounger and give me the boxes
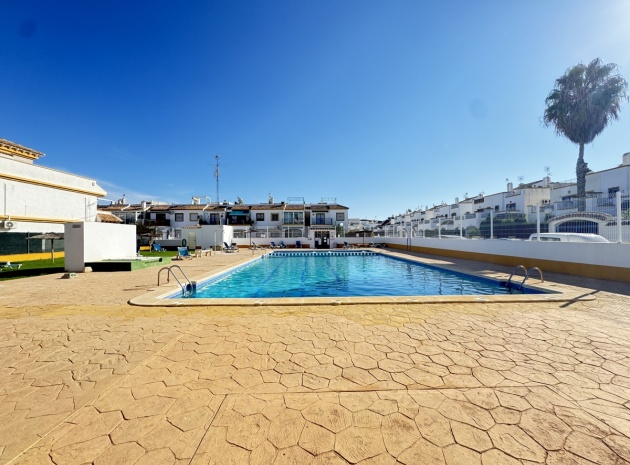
[176,247,194,260]
[0,261,22,270]
[295,240,302,248]
[223,242,239,253]
[250,242,266,252]
[270,242,280,249]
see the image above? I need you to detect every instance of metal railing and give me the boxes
[377,191,629,243]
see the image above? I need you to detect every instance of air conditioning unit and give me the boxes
[4,221,16,229]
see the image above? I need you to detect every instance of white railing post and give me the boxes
[490,212,494,239]
[536,204,541,241]
[460,216,463,239]
[617,191,623,243]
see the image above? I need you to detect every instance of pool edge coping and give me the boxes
[128,249,596,307]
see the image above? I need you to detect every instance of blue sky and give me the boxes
[2,0,629,220]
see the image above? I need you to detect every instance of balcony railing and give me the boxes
[597,197,616,207]
[144,219,171,227]
[311,218,334,225]
[228,218,252,225]
[556,200,578,211]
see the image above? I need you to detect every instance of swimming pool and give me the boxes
[178,251,543,299]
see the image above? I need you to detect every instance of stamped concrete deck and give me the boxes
[0,249,629,465]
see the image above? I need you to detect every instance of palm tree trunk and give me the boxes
[576,142,588,212]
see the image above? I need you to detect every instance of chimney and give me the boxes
[507,182,513,191]
[623,152,630,166]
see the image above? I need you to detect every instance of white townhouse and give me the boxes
[347,218,381,232]
[386,178,552,237]
[98,200,226,239]
[99,197,350,249]
[549,152,630,214]
[218,198,350,249]
[385,151,630,240]
[0,138,107,254]
[543,152,630,236]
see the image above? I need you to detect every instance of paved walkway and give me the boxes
[0,251,629,464]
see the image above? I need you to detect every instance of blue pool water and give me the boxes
[181,251,543,299]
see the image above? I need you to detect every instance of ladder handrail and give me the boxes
[528,266,544,282]
[505,265,544,291]
[158,265,194,296]
[506,265,527,288]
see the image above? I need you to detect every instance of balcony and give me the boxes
[227,217,252,225]
[556,200,578,211]
[597,197,616,207]
[310,218,334,225]
[282,218,304,225]
[144,219,171,227]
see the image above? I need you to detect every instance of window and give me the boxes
[256,213,265,221]
[271,213,279,221]
[609,187,620,196]
[315,213,326,224]
[336,213,344,221]
[209,213,219,225]
[283,212,303,224]
[286,228,303,237]
[189,213,198,221]
[175,213,184,222]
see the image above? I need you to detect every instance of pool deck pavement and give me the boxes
[0,248,629,465]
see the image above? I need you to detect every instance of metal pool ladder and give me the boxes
[158,265,196,297]
[504,265,544,291]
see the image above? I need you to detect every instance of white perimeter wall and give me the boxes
[158,226,234,249]
[365,237,630,270]
[197,226,233,248]
[64,223,136,272]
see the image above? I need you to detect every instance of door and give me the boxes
[188,231,197,249]
[315,231,330,249]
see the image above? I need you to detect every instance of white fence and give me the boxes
[377,191,630,243]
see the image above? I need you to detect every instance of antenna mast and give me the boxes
[214,154,220,204]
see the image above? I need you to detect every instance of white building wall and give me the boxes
[586,164,630,194]
[1,156,105,233]
[64,222,136,272]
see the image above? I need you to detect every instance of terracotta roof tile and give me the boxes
[0,137,45,158]
[96,212,124,223]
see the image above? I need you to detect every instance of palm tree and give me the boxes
[543,58,628,210]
